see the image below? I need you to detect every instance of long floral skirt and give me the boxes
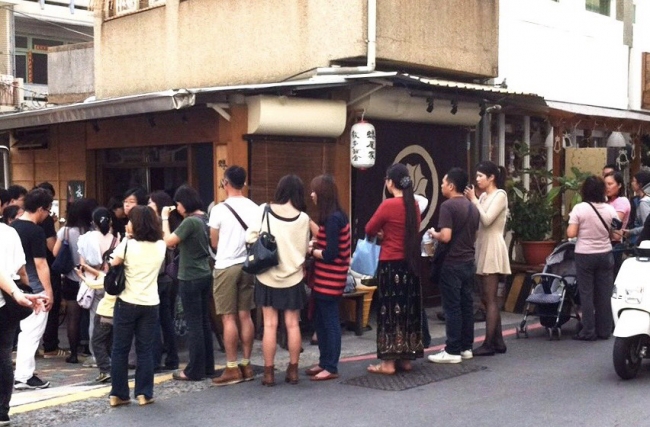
[376,260,424,360]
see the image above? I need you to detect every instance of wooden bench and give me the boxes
[342,291,365,336]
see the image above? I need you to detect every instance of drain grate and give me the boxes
[342,363,487,391]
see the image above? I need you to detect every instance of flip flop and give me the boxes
[305,366,324,376]
[310,372,340,381]
[172,370,192,381]
[366,364,395,375]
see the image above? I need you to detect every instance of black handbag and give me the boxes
[242,205,278,275]
[1,282,34,323]
[51,227,75,275]
[104,240,128,296]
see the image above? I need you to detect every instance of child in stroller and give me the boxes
[516,241,581,340]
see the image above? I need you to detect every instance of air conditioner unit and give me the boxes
[13,127,49,150]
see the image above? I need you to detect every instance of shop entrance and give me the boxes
[98,143,214,206]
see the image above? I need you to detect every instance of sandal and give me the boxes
[311,371,339,381]
[395,360,412,372]
[305,366,324,376]
[172,370,192,381]
[367,363,395,375]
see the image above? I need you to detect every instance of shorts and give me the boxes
[212,263,255,315]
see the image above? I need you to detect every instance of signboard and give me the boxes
[67,181,85,203]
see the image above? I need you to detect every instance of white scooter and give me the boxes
[611,241,650,380]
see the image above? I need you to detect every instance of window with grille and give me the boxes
[586,0,611,16]
[107,0,166,18]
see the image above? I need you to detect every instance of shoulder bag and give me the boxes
[104,239,128,296]
[1,282,34,323]
[242,205,278,275]
[430,202,473,284]
[52,227,75,275]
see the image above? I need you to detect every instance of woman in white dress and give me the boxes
[465,161,511,356]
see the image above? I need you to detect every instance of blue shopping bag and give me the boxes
[350,236,381,276]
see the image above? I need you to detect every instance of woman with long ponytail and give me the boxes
[364,163,423,375]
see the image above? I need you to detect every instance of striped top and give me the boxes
[313,211,351,297]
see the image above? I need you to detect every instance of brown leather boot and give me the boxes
[285,363,299,385]
[261,365,275,387]
[211,366,243,387]
[239,363,255,382]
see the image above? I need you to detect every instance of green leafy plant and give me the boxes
[506,143,590,242]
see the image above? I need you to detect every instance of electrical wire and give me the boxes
[0,5,93,40]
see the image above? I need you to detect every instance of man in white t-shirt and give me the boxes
[0,222,28,307]
[208,166,259,386]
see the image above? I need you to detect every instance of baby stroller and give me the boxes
[516,241,581,340]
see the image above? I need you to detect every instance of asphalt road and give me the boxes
[58,324,650,427]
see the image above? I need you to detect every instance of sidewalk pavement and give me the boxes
[10,306,532,414]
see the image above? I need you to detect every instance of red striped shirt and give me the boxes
[313,222,351,297]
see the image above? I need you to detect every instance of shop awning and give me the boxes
[546,100,650,123]
[0,71,545,132]
[0,90,196,131]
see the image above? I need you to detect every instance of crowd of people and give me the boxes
[1,159,649,423]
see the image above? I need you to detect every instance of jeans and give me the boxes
[439,261,476,355]
[179,276,214,380]
[575,252,614,339]
[0,307,19,419]
[110,299,158,400]
[313,295,341,374]
[15,308,48,382]
[92,315,113,374]
[154,281,178,368]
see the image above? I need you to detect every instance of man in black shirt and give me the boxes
[11,188,53,390]
[427,168,480,364]
[35,182,65,358]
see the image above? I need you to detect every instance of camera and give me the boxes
[611,217,623,231]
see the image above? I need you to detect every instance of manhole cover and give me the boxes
[342,363,487,391]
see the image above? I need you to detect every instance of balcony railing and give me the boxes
[106,0,165,18]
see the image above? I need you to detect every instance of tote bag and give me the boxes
[350,236,380,277]
[51,228,75,275]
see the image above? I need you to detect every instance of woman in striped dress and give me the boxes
[305,175,351,381]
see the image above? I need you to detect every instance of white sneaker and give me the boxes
[460,350,473,360]
[428,350,462,364]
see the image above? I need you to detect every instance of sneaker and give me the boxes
[0,413,9,426]
[83,356,98,368]
[15,375,50,390]
[239,364,255,382]
[427,350,462,364]
[211,366,243,387]
[95,372,111,383]
[460,350,473,360]
[42,349,69,359]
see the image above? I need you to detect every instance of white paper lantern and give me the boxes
[350,120,376,169]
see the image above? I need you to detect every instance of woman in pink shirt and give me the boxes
[567,175,617,341]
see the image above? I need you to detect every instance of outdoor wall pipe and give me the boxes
[316,0,376,75]
[0,145,9,189]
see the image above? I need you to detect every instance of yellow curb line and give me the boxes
[10,374,173,415]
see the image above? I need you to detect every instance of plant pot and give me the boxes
[521,240,556,266]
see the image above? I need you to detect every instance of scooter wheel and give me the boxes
[613,336,644,380]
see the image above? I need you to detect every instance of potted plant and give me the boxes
[507,143,589,265]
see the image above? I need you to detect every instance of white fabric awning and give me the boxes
[546,100,650,122]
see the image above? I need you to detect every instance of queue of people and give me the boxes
[6,159,649,421]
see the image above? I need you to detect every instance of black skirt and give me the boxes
[255,279,307,311]
[376,260,424,360]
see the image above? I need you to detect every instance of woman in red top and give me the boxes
[305,175,351,381]
[365,163,423,375]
